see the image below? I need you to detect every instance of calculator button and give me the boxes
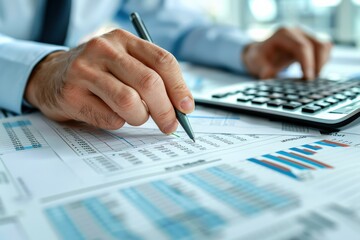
[251,97,270,104]
[267,99,285,107]
[282,101,302,110]
[302,105,322,113]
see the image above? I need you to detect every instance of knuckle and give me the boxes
[68,59,100,85]
[69,58,87,72]
[130,114,150,127]
[172,81,188,93]
[296,40,311,52]
[156,107,174,123]
[113,53,128,66]
[109,29,133,46]
[86,37,115,57]
[315,41,328,52]
[277,27,291,35]
[103,114,125,130]
[110,29,128,38]
[86,37,108,50]
[116,89,139,111]
[138,71,162,92]
[155,50,176,68]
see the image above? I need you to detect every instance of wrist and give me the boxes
[25,51,66,108]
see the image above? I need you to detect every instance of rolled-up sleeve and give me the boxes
[0,34,68,113]
[116,0,253,73]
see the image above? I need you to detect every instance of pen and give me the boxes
[130,12,195,142]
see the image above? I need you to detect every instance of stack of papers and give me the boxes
[1,105,360,239]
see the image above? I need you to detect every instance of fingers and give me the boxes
[268,27,332,79]
[106,53,178,133]
[259,64,280,80]
[126,37,195,114]
[270,28,315,79]
[305,37,332,76]
[67,92,126,130]
[86,72,150,126]
[38,29,194,134]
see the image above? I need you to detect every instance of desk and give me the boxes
[0,47,360,239]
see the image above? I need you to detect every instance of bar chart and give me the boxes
[45,165,298,240]
[182,165,298,216]
[45,195,142,240]
[247,140,349,180]
[0,119,46,154]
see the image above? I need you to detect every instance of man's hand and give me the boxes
[243,27,332,80]
[25,29,194,133]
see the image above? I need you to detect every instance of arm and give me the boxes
[116,0,252,73]
[0,33,68,113]
[116,0,332,79]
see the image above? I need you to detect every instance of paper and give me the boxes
[342,122,360,135]
[140,105,320,136]
[1,113,360,239]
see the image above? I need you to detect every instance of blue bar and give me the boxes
[83,198,142,240]
[122,187,190,239]
[15,145,42,151]
[302,144,321,151]
[289,147,314,155]
[263,154,307,170]
[45,207,85,240]
[153,181,226,229]
[315,141,339,147]
[248,158,298,180]
[277,151,326,168]
[183,173,260,215]
[207,167,294,207]
[3,120,32,128]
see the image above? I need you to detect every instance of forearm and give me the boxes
[116,0,253,73]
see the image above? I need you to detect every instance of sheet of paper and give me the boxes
[1,113,360,239]
[341,122,360,135]
[139,105,320,136]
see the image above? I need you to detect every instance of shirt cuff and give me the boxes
[0,40,69,114]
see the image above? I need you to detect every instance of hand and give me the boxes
[25,29,194,133]
[243,27,332,80]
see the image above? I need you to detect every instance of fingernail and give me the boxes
[180,96,194,112]
[163,120,178,134]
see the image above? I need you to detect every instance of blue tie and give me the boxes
[38,0,72,45]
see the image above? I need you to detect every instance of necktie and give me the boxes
[38,0,72,45]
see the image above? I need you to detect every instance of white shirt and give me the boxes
[0,0,251,113]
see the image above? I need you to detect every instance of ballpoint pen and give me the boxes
[130,12,195,142]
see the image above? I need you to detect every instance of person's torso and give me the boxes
[0,0,121,47]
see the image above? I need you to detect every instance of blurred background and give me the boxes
[193,0,360,46]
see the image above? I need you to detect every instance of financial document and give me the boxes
[342,121,360,135]
[1,113,360,239]
[140,105,320,135]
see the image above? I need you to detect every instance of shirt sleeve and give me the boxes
[115,0,253,73]
[0,33,68,114]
